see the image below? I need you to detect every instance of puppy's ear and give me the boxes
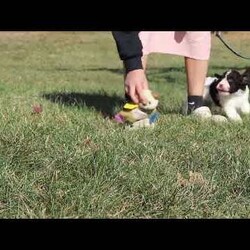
[243,68,250,74]
[242,68,250,86]
[214,73,221,78]
[214,71,227,79]
[214,73,222,79]
[242,76,250,86]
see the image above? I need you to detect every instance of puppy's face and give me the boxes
[209,69,250,108]
[214,70,244,96]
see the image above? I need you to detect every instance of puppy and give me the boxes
[204,69,250,122]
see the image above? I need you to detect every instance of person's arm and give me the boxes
[112,31,148,104]
[112,31,143,73]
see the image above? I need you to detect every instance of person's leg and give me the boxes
[185,57,209,114]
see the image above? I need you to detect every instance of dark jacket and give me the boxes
[112,31,143,73]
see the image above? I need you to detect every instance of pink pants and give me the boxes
[139,31,211,60]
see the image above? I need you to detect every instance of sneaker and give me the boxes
[210,114,228,123]
[191,106,212,119]
[189,106,229,123]
[181,100,212,119]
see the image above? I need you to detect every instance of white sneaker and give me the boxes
[191,106,212,119]
[182,102,229,123]
[211,114,228,123]
[191,107,230,123]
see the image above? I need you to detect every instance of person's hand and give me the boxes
[124,69,149,104]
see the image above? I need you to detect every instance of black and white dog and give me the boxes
[204,68,250,122]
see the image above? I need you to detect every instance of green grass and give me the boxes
[0,31,250,218]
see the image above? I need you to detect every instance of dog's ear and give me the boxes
[214,71,228,79]
[214,73,222,79]
[242,77,250,86]
[243,68,250,74]
[242,68,250,86]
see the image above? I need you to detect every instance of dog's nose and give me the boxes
[217,84,223,90]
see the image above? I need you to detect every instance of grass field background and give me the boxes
[0,31,249,218]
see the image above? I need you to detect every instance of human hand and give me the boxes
[124,69,149,104]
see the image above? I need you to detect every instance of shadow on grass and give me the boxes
[44,65,241,118]
[42,91,125,118]
[42,90,184,118]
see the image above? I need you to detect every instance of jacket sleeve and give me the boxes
[112,31,143,73]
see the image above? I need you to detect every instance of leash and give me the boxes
[215,31,250,60]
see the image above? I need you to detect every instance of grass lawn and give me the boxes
[0,31,250,218]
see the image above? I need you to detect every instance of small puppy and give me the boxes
[204,68,250,122]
